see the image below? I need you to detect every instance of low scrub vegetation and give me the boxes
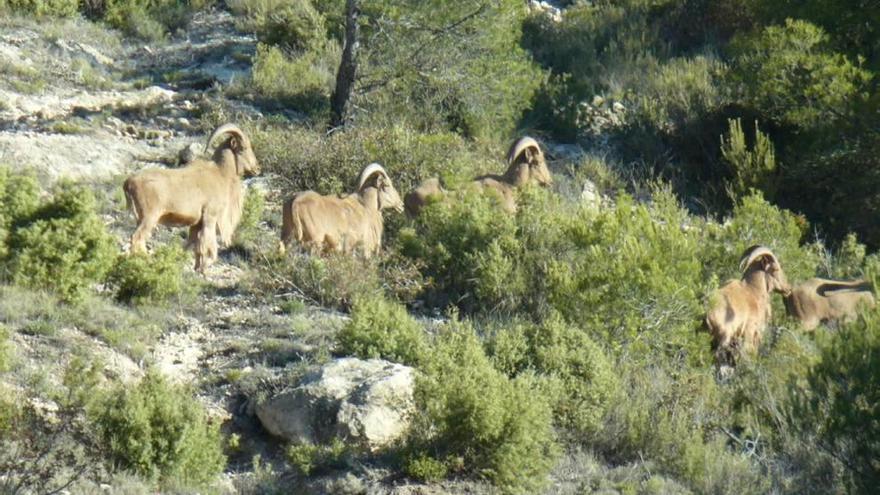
[92,371,225,487]
[106,244,190,305]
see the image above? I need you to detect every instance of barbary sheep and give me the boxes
[705,246,791,366]
[123,123,260,272]
[783,278,875,330]
[403,136,552,216]
[280,163,404,258]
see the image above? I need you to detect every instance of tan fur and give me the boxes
[783,278,875,330]
[404,136,552,216]
[280,164,404,258]
[123,124,260,272]
[705,246,791,366]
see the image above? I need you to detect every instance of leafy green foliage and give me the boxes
[106,244,189,305]
[93,371,225,487]
[721,118,777,199]
[285,438,348,476]
[727,19,871,129]
[797,312,880,492]
[248,42,338,117]
[0,167,40,261]
[336,292,426,366]
[233,186,267,250]
[4,182,115,303]
[0,0,77,16]
[409,321,558,494]
[230,0,326,52]
[488,315,618,436]
[98,0,211,40]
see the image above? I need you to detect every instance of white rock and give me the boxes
[256,358,415,452]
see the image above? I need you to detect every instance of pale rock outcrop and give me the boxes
[256,358,415,451]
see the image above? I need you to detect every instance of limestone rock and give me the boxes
[256,358,415,451]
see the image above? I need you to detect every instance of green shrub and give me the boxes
[248,42,338,116]
[242,121,488,198]
[285,438,348,476]
[232,186,267,250]
[795,311,880,492]
[0,167,40,260]
[488,315,618,436]
[5,182,115,303]
[409,320,558,493]
[544,188,707,359]
[0,325,11,372]
[100,0,210,40]
[246,251,382,310]
[106,243,189,305]
[230,0,327,52]
[93,371,225,487]
[727,19,870,130]
[0,0,78,16]
[336,292,426,366]
[598,363,768,494]
[403,453,448,483]
[720,118,778,199]
[399,187,523,312]
[703,191,819,284]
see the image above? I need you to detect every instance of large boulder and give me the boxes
[256,358,415,452]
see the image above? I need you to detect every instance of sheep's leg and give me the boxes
[185,223,201,251]
[195,212,219,273]
[130,214,159,254]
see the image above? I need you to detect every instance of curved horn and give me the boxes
[357,163,390,190]
[506,136,542,165]
[205,123,247,153]
[739,245,778,272]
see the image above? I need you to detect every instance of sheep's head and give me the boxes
[358,163,404,213]
[506,136,552,187]
[206,123,261,177]
[740,245,791,295]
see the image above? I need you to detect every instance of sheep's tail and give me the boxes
[817,280,874,295]
[122,178,140,222]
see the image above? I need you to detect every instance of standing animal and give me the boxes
[705,246,791,366]
[280,163,404,258]
[123,123,260,272]
[783,278,875,330]
[403,136,552,216]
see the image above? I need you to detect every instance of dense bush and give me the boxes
[4,182,115,302]
[727,19,870,130]
[248,42,339,117]
[598,363,769,494]
[796,311,880,492]
[0,0,78,16]
[336,292,426,366]
[0,168,40,261]
[720,118,777,199]
[487,315,618,436]
[241,121,490,198]
[106,244,189,305]
[93,371,225,487]
[285,438,348,476]
[232,185,267,251]
[409,320,558,494]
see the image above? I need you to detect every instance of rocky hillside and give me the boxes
[1,2,878,494]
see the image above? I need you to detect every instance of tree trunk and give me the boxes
[330,0,360,129]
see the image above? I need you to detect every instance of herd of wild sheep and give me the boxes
[123,123,876,368]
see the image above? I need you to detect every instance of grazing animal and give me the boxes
[403,136,552,216]
[280,163,404,258]
[783,278,875,330]
[123,123,260,272]
[705,246,791,366]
